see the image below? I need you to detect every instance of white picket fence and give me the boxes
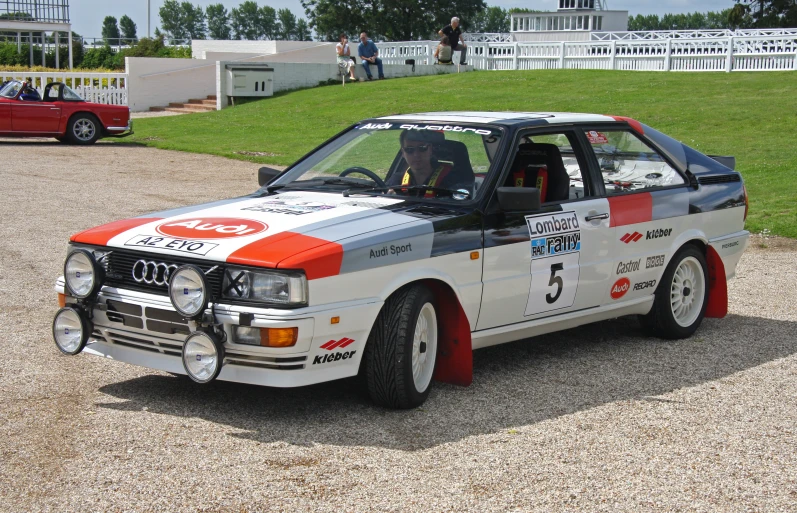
[381,34,797,72]
[0,71,128,105]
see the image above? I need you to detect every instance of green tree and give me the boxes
[159,0,187,39]
[258,5,279,39]
[277,8,297,40]
[471,6,509,33]
[731,1,795,27]
[101,16,120,44]
[231,1,260,40]
[181,2,207,39]
[296,18,312,41]
[302,0,484,41]
[206,3,231,39]
[119,15,138,44]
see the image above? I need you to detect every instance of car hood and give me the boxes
[70,191,436,279]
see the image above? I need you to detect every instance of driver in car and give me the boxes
[386,130,472,197]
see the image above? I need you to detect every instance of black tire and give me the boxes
[640,245,708,339]
[55,136,69,144]
[66,113,101,145]
[364,284,438,409]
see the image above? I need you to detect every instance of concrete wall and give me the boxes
[216,60,470,110]
[126,56,216,112]
[205,44,337,64]
[192,40,335,59]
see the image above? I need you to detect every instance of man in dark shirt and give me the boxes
[438,17,467,65]
[386,130,474,197]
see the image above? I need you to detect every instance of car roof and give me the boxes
[375,111,621,125]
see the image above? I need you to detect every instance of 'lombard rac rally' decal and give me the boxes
[156,218,268,240]
[524,211,581,316]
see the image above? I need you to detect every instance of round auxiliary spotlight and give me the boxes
[168,265,208,319]
[64,249,104,299]
[182,331,225,384]
[52,306,92,355]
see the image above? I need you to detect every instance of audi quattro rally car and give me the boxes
[53,112,749,409]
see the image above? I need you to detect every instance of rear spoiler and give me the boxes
[708,155,736,170]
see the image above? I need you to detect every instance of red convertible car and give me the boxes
[0,80,132,144]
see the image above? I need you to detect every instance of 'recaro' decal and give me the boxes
[157,218,268,240]
[633,280,657,291]
[610,278,630,300]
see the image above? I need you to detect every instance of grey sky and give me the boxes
[69,0,738,38]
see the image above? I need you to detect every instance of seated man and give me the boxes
[387,130,473,197]
[358,32,385,80]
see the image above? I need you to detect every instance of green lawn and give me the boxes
[124,70,797,238]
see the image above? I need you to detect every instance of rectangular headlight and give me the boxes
[222,267,308,307]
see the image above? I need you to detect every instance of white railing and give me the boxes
[381,34,797,72]
[463,33,512,43]
[0,70,128,104]
[591,28,797,41]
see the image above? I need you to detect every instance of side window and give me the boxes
[506,132,590,203]
[584,130,685,195]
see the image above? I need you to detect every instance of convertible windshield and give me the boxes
[273,122,504,202]
[0,80,21,98]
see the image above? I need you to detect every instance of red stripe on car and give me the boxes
[70,217,162,246]
[227,231,343,280]
[611,115,644,135]
[608,193,652,227]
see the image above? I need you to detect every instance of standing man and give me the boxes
[438,17,467,65]
[358,32,385,80]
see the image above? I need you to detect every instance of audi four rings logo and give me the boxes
[132,260,178,286]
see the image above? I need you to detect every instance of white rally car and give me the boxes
[53,112,749,408]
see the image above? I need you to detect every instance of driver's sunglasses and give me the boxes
[402,144,431,155]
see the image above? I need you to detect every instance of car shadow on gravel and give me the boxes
[96,313,797,451]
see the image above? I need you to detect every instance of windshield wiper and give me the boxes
[349,185,471,199]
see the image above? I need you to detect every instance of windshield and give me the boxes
[272,121,504,202]
[0,80,21,99]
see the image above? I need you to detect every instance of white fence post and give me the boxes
[610,40,616,70]
[726,36,734,72]
[512,42,518,70]
[664,38,672,71]
[559,42,565,69]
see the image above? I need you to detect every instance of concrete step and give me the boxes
[187,99,217,106]
[207,95,217,100]
[149,106,166,112]
[166,102,215,112]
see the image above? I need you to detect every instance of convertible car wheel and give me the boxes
[68,114,100,145]
[364,284,438,409]
[641,245,708,340]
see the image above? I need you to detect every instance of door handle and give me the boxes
[50,107,61,111]
[585,213,609,222]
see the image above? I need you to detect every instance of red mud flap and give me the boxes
[428,281,472,387]
[705,245,728,318]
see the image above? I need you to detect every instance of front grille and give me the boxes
[90,327,307,370]
[102,249,225,297]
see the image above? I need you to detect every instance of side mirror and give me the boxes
[258,166,281,186]
[497,187,541,212]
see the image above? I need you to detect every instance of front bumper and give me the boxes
[55,280,382,387]
[105,120,133,138]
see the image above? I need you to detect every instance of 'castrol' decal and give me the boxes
[156,218,268,240]
[610,277,630,300]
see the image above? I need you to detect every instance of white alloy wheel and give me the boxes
[73,118,96,142]
[411,302,437,393]
[670,256,706,328]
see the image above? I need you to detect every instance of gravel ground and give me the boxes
[1,139,795,513]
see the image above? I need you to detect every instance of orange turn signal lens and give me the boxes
[470,251,480,260]
[260,327,298,347]
[330,316,340,324]
[58,293,66,307]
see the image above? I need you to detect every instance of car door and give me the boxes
[11,90,61,133]
[477,129,614,330]
[580,127,691,304]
